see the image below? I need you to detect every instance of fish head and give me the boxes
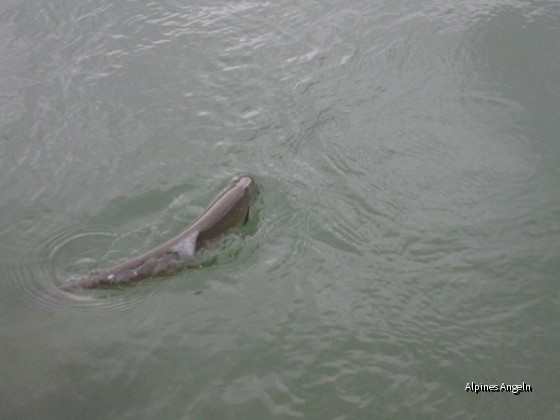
[231,175,259,222]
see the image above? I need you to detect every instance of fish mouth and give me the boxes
[234,175,259,226]
[234,175,259,206]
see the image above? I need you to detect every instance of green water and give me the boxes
[1,0,559,418]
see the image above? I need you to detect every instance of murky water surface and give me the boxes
[1,0,559,418]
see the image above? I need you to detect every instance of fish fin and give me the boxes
[170,231,198,260]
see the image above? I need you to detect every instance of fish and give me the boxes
[60,175,258,291]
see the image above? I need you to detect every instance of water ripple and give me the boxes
[7,223,156,317]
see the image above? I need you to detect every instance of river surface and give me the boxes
[1,0,559,418]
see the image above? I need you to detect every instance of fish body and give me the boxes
[61,175,258,291]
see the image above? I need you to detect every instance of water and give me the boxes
[1,0,559,418]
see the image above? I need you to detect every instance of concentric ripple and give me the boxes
[10,223,157,316]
